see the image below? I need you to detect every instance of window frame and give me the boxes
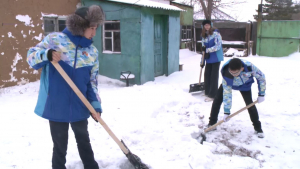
[102,21,121,54]
[181,25,192,42]
[43,16,67,35]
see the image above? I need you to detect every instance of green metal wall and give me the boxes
[171,3,193,26]
[257,20,300,57]
[83,0,180,85]
[140,8,180,84]
[140,9,154,83]
[83,0,142,84]
[140,8,170,84]
[168,15,180,74]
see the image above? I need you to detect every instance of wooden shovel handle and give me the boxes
[51,61,129,154]
[199,51,205,84]
[204,100,258,133]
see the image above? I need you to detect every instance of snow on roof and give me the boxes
[106,0,184,11]
[171,0,192,7]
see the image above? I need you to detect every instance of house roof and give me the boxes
[106,0,184,11]
[171,0,193,8]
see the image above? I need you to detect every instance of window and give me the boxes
[43,16,66,35]
[181,25,192,41]
[103,21,121,53]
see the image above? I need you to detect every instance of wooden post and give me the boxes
[246,23,251,56]
[256,0,263,55]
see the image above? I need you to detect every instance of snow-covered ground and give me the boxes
[1,49,300,169]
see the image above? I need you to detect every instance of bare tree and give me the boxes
[181,0,247,20]
[199,0,213,19]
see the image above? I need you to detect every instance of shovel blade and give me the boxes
[121,140,149,169]
[189,82,205,93]
[125,151,149,169]
[200,133,206,144]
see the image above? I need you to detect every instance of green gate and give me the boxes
[257,20,300,57]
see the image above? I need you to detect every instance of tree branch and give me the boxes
[199,0,210,19]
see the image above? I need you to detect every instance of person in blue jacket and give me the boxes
[27,5,105,169]
[205,58,266,138]
[200,20,224,102]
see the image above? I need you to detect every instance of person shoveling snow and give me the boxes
[27,5,148,169]
[203,58,266,140]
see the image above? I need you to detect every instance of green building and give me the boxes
[171,1,194,50]
[82,0,183,85]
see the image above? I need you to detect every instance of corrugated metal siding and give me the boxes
[106,0,184,11]
[257,20,300,57]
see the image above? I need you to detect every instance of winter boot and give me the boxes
[204,97,214,102]
[254,131,264,138]
[204,124,217,132]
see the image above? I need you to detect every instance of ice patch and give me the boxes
[2,53,23,82]
[33,70,39,74]
[22,70,28,74]
[7,32,15,38]
[33,33,43,41]
[16,15,34,27]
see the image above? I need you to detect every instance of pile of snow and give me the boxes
[224,48,246,57]
[222,40,246,45]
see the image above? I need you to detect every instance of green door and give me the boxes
[154,16,163,76]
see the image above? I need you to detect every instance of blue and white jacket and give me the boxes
[221,59,266,114]
[27,28,101,122]
[202,29,224,64]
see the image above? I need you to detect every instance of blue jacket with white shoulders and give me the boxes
[27,28,101,122]
[202,29,224,64]
[221,59,266,114]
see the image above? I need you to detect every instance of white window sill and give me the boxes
[103,51,121,54]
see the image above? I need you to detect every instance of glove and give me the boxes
[47,49,56,61]
[90,112,101,122]
[223,113,230,122]
[202,46,206,53]
[200,61,205,68]
[204,52,210,59]
[257,96,265,103]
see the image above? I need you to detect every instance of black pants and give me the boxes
[209,84,263,132]
[49,120,99,169]
[204,62,221,98]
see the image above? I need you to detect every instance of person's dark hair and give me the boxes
[202,20,211,26]
[201,19,216,38]
[229,58,243,70]
[201,27,216,38]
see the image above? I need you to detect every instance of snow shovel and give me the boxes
[189,51,205,93]
[51,62,149,169]
[199,100,258,144]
